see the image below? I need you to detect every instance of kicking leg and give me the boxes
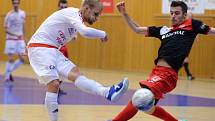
[68,67,129,102]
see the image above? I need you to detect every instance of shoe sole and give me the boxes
[111,77,129,102]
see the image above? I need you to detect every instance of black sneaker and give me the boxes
[9,74,14,82]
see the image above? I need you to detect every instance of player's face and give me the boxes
[84,6,102,25]
[59,3,68,10]
[12,0,20,11]
[170,6,186,26]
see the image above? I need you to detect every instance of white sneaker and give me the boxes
[106,77,129,102]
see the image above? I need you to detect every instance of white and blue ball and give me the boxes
[132,88,155,111]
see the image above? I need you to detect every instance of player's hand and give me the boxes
[100,35,108,42]
[116,1,126,15]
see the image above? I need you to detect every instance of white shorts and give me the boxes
[4,40,26,55]
[27,47,76,85]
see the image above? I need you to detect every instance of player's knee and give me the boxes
[51,81,60,88]
[68,67,82,81]
[47,80,60,92]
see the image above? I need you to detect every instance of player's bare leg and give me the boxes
[45,80,60,121]
[4,54,25,82]
[4,54,15,82]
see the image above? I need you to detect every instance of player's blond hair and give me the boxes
[82,0,103,10]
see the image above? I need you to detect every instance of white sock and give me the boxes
[5,61,13,80]
[45,92,58,121]
[10,59,24,72]
[74,75,109,97]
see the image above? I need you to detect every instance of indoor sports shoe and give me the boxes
[106,77,129,102]
[9,74,14,82]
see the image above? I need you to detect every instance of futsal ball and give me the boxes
[132,88,155,111]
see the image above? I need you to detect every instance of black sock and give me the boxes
[183,62,192,76]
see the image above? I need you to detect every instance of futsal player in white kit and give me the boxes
[4,0,26,82]
[27,0,129,121]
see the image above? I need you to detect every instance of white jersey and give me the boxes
[29,7,106,48]
[4,9,25,40]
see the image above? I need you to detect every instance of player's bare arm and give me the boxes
[122,13,147,35]
[208,27,215,35]
[116,1,147,35]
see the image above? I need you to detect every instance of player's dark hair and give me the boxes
[171,1,188,13]
[58,0,67,7]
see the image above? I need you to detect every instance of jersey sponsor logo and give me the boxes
[56,30,66,45]
[68,28,77,36]
[161,30,185,39]
[49,65,56,70]
[160,26,171,35]
[114,84,122,91]
[148,76,162,83]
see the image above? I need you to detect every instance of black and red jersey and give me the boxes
[147,19,210,72]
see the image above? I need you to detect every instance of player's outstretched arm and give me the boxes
[116,1,147,35]
[78,26,106,39]
[71,16,108,42]
[208,27,215,35]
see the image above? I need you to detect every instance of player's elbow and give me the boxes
[135,28,144,34]
[134,27,147,35]
[135,29,142,34]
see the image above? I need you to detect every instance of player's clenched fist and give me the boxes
[100,35,108,42]
[116,1,126,14]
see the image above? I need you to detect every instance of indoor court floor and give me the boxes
[0,62,215,121]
